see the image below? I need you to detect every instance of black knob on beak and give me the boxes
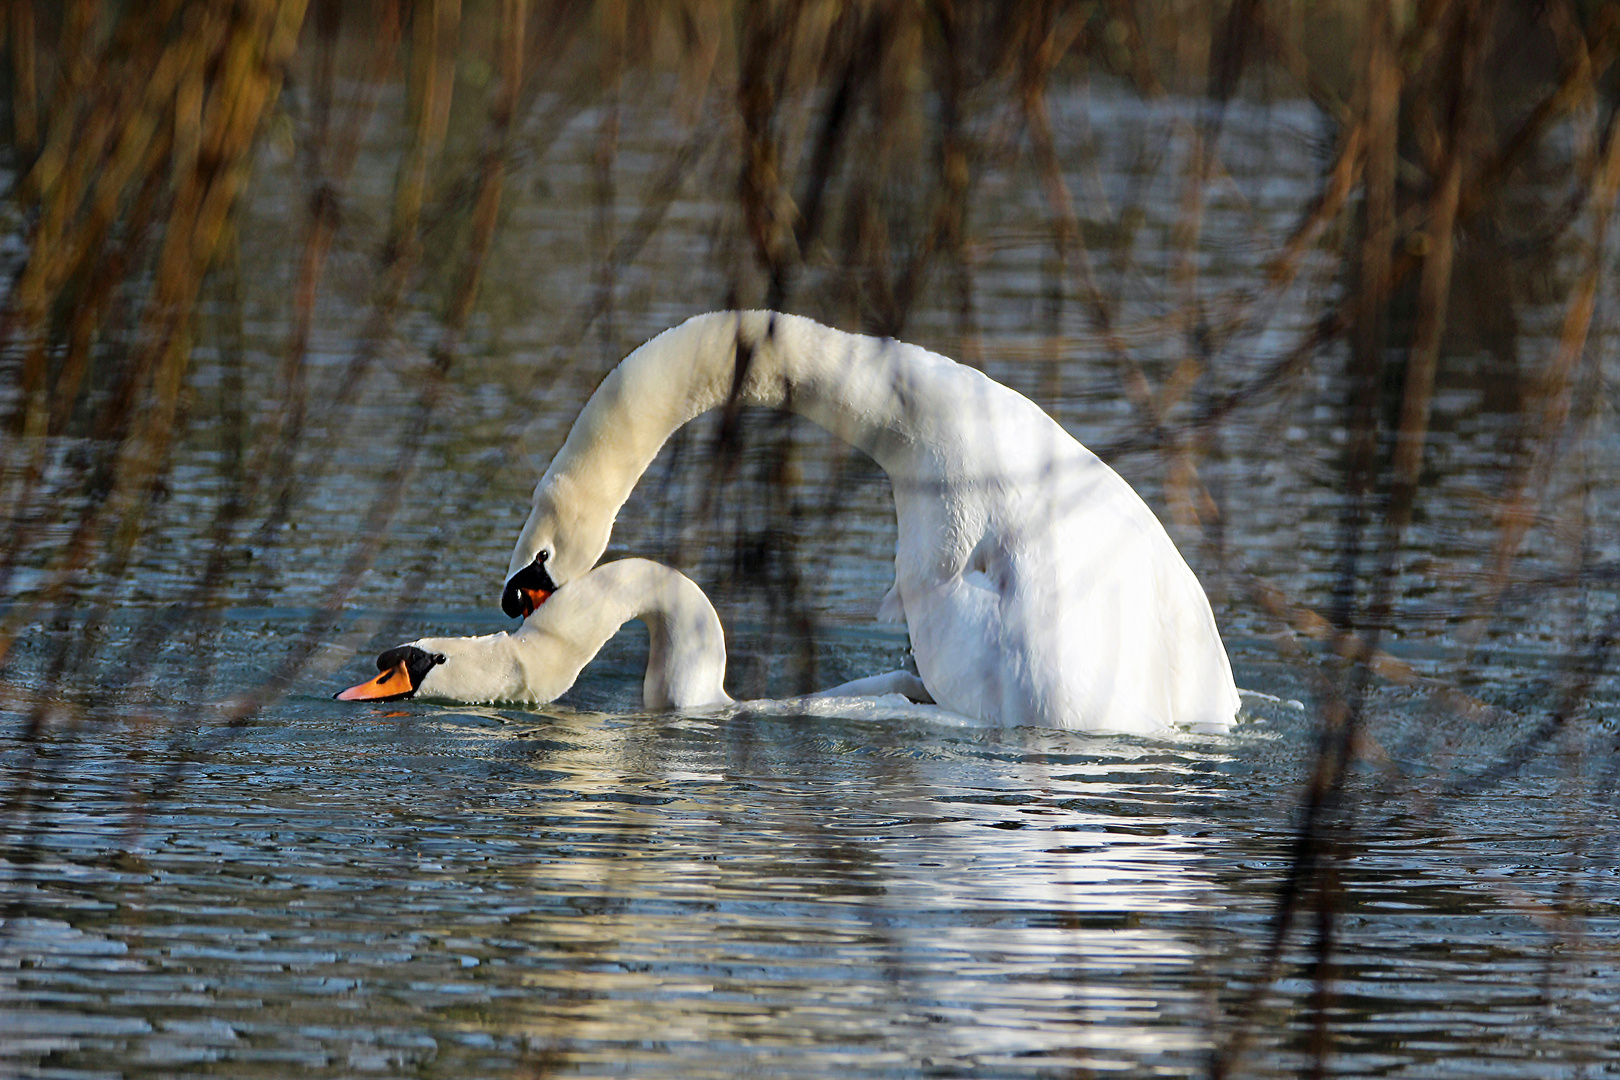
[502,556,558,619]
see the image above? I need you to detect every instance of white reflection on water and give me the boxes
[440,705,1237,1071]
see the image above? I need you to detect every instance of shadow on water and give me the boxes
[3,2,1620,1077]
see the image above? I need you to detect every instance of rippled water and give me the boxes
[5,69,1620,1079]
[7,684,1619,1078]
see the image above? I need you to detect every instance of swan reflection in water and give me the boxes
[427,701,1233,1067]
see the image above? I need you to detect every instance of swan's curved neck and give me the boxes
[418,559,729,708]
[542,558,730,709]
[520,312,917,579]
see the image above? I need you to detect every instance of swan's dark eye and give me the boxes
[431,653,447,666]
[539,549,550,563]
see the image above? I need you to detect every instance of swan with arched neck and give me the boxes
[339,559,728,708]
[503,311,1240,735]
[338,557,931,709]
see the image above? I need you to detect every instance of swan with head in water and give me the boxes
[336,557,930,708]
[337,558,728,707]
[502,311,1239,735]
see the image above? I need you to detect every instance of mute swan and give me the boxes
[503,311,1240,735]
[337,558,729,707]
[336,556,931,709]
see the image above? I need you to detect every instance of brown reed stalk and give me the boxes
[245,0,402,594]
[591,0,624,354]
[735,0,805,308]
[1469,83,1620,640]
[0,0,543,874]
[8,0,36,157]
[0,1,303,685]
[1305,7,1489,1072]
[95,0,398,706]
[246,0,452,594]
[143,0,539,808]
[439,0,525,354]
[245,0,593,619]
[1020,3,1161,425]
[1104,5,1618,474]
[0,0,313,897]
[1158,0,1264,533]
[1211,3,1404,1074]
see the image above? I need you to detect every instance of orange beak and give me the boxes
[335,660,415,702]
[516,586,551,618]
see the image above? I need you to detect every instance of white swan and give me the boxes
[502,311,1240,735]
[337,556,931,709]
[337,558,729,707]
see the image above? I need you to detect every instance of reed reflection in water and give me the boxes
[3,2,1620,1077]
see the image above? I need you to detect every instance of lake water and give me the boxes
[4,60,1619,1080]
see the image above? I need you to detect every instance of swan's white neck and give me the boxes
[510,311,930,583]
[415,559,730,708]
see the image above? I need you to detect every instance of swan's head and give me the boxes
[501,546,558,619]
[334,644,446,702]
[502,477,611,619]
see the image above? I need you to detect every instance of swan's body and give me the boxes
[505,311,1240,735]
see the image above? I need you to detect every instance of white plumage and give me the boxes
[505,311,1240,734]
